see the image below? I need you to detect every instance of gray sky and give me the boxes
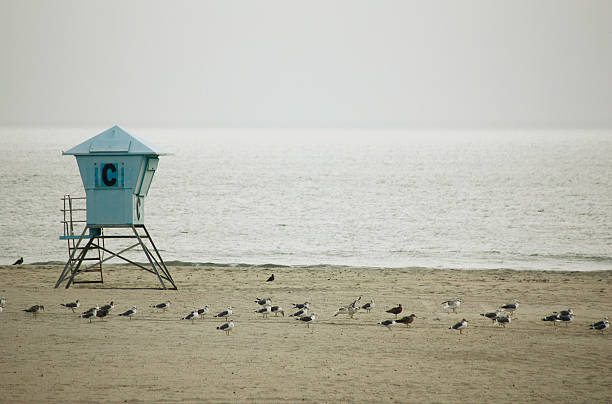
[1,0,610,128]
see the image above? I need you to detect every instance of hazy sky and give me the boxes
[1,1,610,128]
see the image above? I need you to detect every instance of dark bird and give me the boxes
[13,257,23,265]
[386,304,403,318]
[60,300,80,313]
[559,308,573,317]
[118,306,137,319]
[99,301,115,312]
[289,308,308,318]
[24,305,44,317]
[217,320,234,335]
[558,313,574,326]
[449,319,468,334]
[214,306,233,319]
[590,318,609,333]
[196,305,209,317]
[266,274,275,282]
[396,314,417,327]
[95,309,109,320]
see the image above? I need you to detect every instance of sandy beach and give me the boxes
[0,264,610,403]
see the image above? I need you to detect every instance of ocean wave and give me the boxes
[527,253,612,262]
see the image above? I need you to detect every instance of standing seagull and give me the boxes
[292,302,310,310]
[81,308,97,322]
[590,318,609,333]
[442,299,461,314]
[100,301,115,312]
[255,306,272,318]
[118,306,137,319]
[182,310,199,322]
[214,306,233,319]
[386,304,403,318]
[494,315,511,328]
[217,320,234,335]
[60,299,80,313]
[95,309,109,320]
[378,319,396,331]
[197,305,209,317]
[152,301,171,311]
[500,300,519,315]
[289,307,308,318]
[542,312,561,326]
[255,298,271,306]
[449,319,468,334]
[361,299,375,313]
[266,274,275,282]
[396,314,417,327]
[13,257,23,265]
[0,298,6,306]
[24,305,44,318]
[481,310,503,325]
[270,306,284,317]
[296,313,316,328]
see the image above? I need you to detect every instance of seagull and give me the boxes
[386,304,403,318]
[333,305,359,318]
[12,257,23,265]
[481,310,503,324]
[60,299,80,313]
[81,308,97,322]
[559,308,573,317]
[590,317,609,333]
[270,306,284,317]
[378,319,396,331]
[214,306,233,319]
[100,301,115,312]
[449,319,468,334]
[0,306,3,313]
[266,274,275,282]
[396,314,417,327]
[0,298,6,306]
[24,305,44,317]
[292,302,310,310]
[217,320,234,335]
[542,312,560,326]
[289,307,308,318]
[442,299,461,314]
[82,305,100,315]
[558,313,574,326]
[255,298,271,306]
[95,308,109,320]
[196,305,209,317]
[152,301,170,311]
[118,306,137,319]
[361,299,375,313]
[500,300,519,314]
[296,313,316,328]
[182,310,199,322]
[255,306,272,318]
[494,315,511,328]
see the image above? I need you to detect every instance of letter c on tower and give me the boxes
[102,163,117,187]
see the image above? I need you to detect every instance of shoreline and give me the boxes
[1,264,610,403]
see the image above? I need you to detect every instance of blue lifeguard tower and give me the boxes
[55,125,177,289]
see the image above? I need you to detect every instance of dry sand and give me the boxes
[0,264,610,403]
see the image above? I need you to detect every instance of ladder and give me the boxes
[60,195,104,284]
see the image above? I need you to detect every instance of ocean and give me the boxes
[0,127,610,271]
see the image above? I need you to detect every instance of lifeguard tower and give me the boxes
[55,125,177,289]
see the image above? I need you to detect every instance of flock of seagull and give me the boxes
[1,295,609,336]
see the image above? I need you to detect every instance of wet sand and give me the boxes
[0,264,610,403]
